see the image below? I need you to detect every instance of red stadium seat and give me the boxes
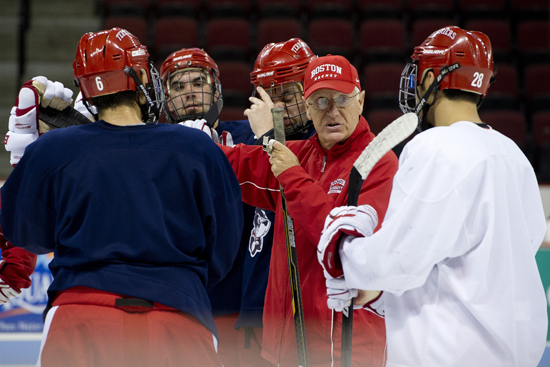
[408,0,455,18]
[510,0,550,20]
[206,0,253,18]
[307,19,354,59]
[480,110,527,149]
[103,16,148,45]
[103,0,150,16]
[411,19,456,47]
[479,63,519,110]
[218,61,253,97]
[256,0,301,18]
[524,64,550,112]
[517,21,550,64]
[155,0,201,17]
[357,0,405,19]
[256,19,303,51]
[362,63,403,110]
[305,0,353,19]
[464,20,511,62]
[153,18,199,63]
[359,19,407,63]
[205,18,251,61]
[458,0,507,19]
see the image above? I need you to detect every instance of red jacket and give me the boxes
[222,117,398,366]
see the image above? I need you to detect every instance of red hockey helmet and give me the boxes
[250,38,317,88]
[399,26,494,114]
[73,28,152,99]
[73,28,163,122]
[160,48,222,123]
[251,39,317,136]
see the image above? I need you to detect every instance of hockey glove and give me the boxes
[317,205,378,279]
[5,76,73,165]
[179,119,219,142]
[0,260,21,304]
[326,278,385,317]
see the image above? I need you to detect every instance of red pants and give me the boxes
[38,288,222,367]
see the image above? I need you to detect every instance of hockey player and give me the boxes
[221,54,398,367]
[317,26,548,367]
[160,47,256,367]
[0,28,243,367]
[238,38,318,367]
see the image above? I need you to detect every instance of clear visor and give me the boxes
[254,81,309,136]
[164,66,219,123]
[399,62,418,114]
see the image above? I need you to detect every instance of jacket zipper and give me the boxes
[321,156,327,172]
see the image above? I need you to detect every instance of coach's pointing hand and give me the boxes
[269,141,300,177]
[245,86,275,137]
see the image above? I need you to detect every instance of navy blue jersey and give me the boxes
[0,120,244,337]
[214,119,316,328]
[208,120,256,317]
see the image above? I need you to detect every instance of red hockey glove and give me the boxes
[0,260,22,304]
[317,205,378,279]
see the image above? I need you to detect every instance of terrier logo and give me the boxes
[249,209,272,257]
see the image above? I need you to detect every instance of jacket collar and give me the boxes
[310,116,372,158]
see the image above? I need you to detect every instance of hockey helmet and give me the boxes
[160,48,222,123]
[399,26,494,114]
[251,38,317,136]
[73,28,163,122]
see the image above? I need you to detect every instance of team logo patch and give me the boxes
[328,178,346,194]
[249,209,272,257]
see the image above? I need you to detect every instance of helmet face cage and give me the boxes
[399,62,418,114]
[254,81,309,136]
[163,63,221,123]
[145,62,166,123]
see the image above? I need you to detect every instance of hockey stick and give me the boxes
[340,112,419,367]
[272,107,309,367]
[38,105,92,128]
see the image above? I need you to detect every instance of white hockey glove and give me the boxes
[317,205,378,279]
[179,119,219,142]
[5,76,73,165]
[326,277,359,312]
[0,261,21,304]
[326,278,385,317]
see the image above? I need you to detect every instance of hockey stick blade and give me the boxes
[38,105,92,129]
[341,112,418,367]
[204,99,223,128]
[348,112,418,207]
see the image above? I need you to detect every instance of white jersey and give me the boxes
[340,121,548,367]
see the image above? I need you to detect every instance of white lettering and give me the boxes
[257,71,275,79]
[116,29,132,41]
[132,49,146,57]
[291,40,306,53]
[310,64,343,78]
[432,27,456,40]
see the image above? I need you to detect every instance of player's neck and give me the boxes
[433,99,482,127]
[99,105,144,126]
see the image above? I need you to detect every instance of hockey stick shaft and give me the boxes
[272,107,309,367]
[204,98,223,128]
[341,112,419,367]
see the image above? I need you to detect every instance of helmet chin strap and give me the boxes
[124,66,160,123]
[414,63,461,132]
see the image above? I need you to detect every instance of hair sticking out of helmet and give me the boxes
[251,38,317,136]
[73,27,164,123]
[160,48,222,123]
[398,26,494,131]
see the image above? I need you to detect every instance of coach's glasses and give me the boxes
[305,91,360,111]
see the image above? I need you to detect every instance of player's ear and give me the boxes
[357,90,365,115]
